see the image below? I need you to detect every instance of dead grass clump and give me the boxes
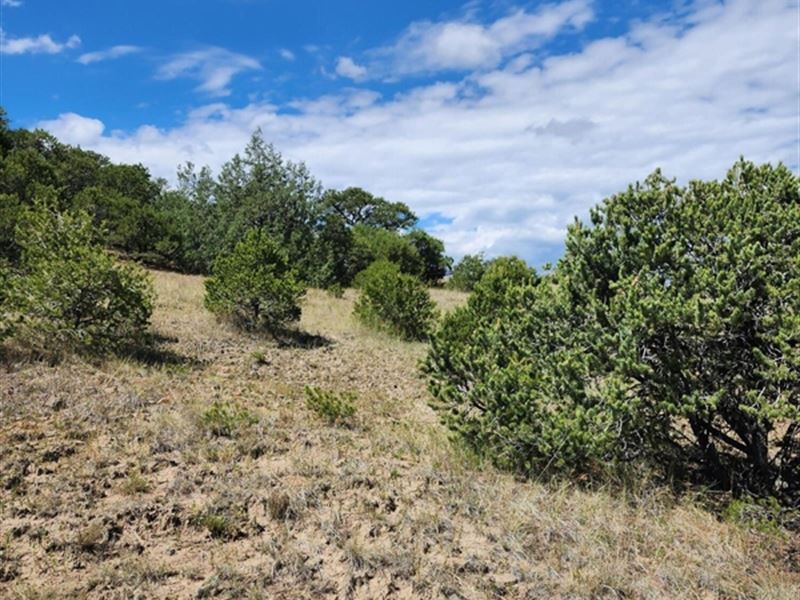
[119,470,151,495]
[74,519,119,554]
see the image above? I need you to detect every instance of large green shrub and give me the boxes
[4,203,155,355]
[424,160,800,499]
[204,228,305,332]
[354,260,438,341]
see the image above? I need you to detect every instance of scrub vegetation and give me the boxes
[1,107,798,598]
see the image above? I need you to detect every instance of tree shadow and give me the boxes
[273,328,334,350]
[118,333,205,369]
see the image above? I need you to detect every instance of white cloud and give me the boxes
[0,29,80,55]
[335,56,367,80]
[77,44,142,65]
[37,0,799,263]
[1,0,23,7]
[156,47,261,96]
[37,112,104,146]
[279,48,295,61]
[372,0,594,76]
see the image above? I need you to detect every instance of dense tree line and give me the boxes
[0,108,450,287]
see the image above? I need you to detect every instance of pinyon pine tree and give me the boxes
[424,160,800,500]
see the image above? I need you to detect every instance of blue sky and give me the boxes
[1,0,798,264]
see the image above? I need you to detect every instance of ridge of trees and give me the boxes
[0,107,451,288]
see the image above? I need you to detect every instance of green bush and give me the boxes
[424,160,800,500]
[447,253,487,291]
[354,260,438,341]
[204,228,305,332]
[3,203,154,355]
[200,400,258,437]
[304,386,357,424]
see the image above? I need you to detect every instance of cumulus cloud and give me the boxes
[156,47,261,96]
[0,29,80,54]
[279,48,295,61]
[77,44,142,65]
[37,112,105,145]
[371,0,593,76]
[1,0,23,7]
[38,0,798,264]
[335,56,367,80]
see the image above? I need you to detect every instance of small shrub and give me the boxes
[353,260,438,341]
[191,510,244,540]
[200,400,257,437]
[250,350,270,365]
[204,228,305,332]
[4,203,154,356]
[305,386,357,424]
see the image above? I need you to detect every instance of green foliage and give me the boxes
[3,202,155,356]
[304,386,357,424]
[350,225,424,280]
[0,259,11,342]
[0,109,452,291]
[213,131,321,280]
[723,496,787,535]
[354,260,438,341]
[425,160,800,500]
[0,193,22,263]
[204,229,305,332]
[308,214,354,288]
[326,283,345,299]
[447,253,487,291]
[405,229,452,284]
[321,187,417,230]
[200,400,258,437]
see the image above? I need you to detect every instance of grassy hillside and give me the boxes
[1,269,797,598]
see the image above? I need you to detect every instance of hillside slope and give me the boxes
[1,269,797,599]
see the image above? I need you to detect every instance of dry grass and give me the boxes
[0,269,797,598]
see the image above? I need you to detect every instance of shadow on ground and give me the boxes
[274,327,334,349]
[119,332,206,369]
